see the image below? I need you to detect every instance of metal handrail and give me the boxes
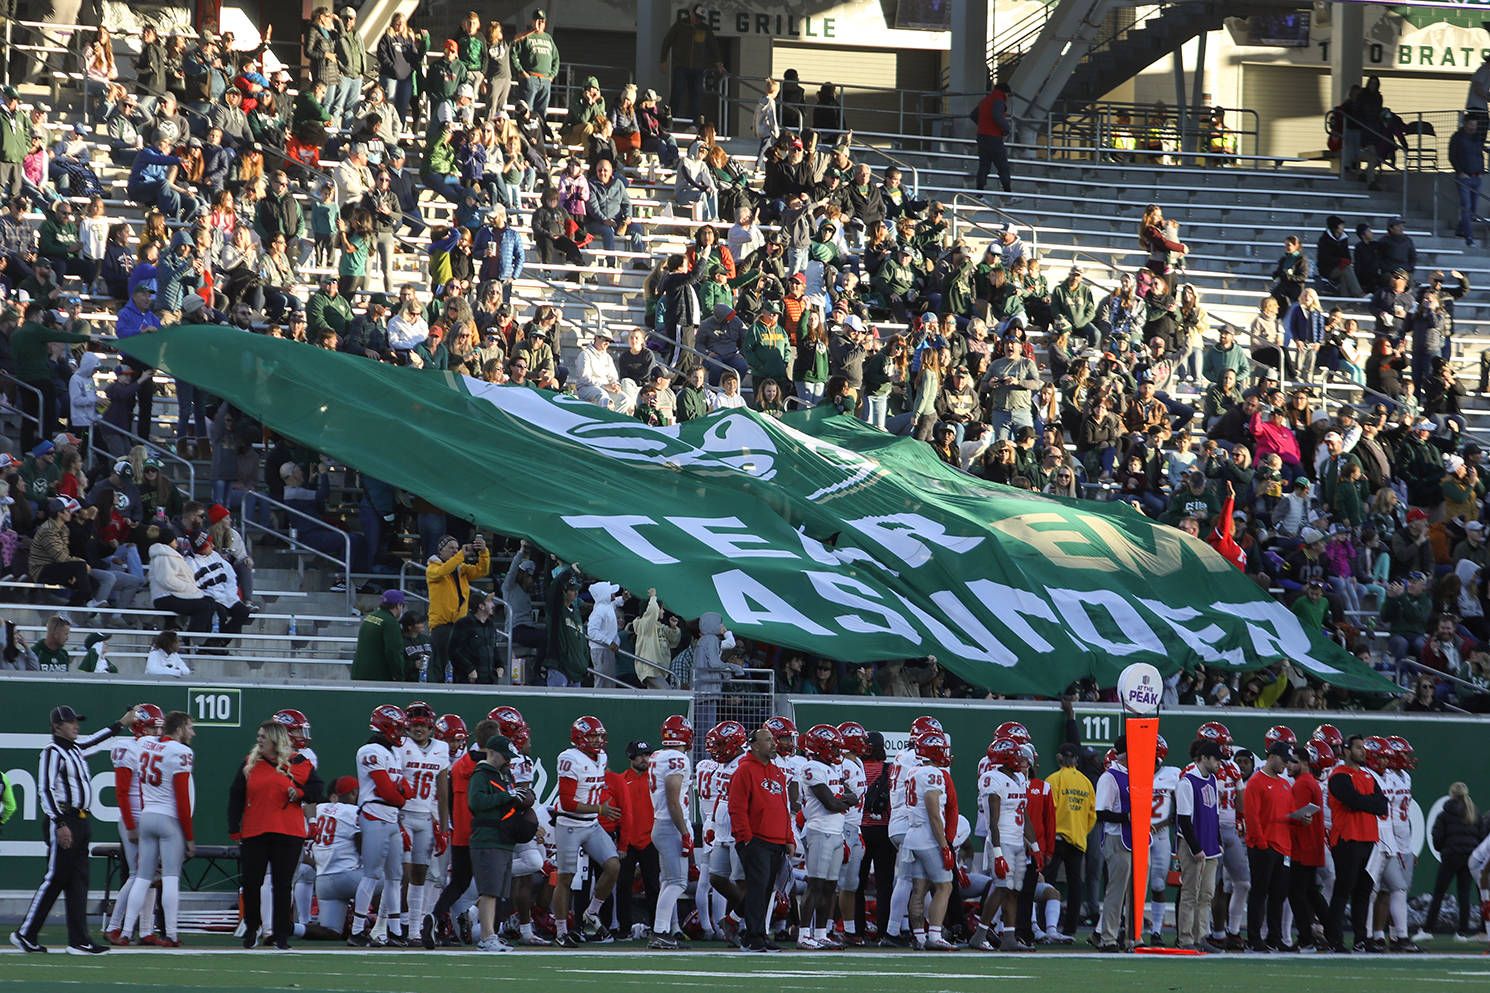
[0,372,45,434]
[847,136,919,199]
[950,192,1039,261]
[242,490,354,614]
[94,415,198,502]
[587,635,672,688]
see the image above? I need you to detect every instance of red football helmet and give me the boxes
[801,724,843,764]
[682,909,705,941]
[1154,734,1168,763]
[711,720,748,761]
[1196,721,1233,758]
[1264,725,1297,751]
[987,737,1021,771]
[1104,748,1117,770]
[272,708,312,749]
[703,725,723,759]
[1305,740,1336,776]
[1361,736,1390,772]
[570,716,607,758]
[132,704,165,738]
[915,731,952,768]
[910,716,943,738]
[837,721,871,758]
[1384,736,1415,771]
[489,706,527,738]
[405,701,437,729]
[369,704,409,745]
[434,714,469,757]
[1311,724,1344,752]
[660,714,694,750]
[994,721,1031,746]
[765,716,798,755]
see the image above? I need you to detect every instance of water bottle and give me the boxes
[444,661,454,684]
[288,615,298,639]
[418,656,429,683]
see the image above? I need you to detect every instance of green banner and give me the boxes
[119,329,1393,697]
[789,698,1490,899]
[0,675,686,887]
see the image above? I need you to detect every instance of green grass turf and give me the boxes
[3,931,1488,993]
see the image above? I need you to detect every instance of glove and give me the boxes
[1034,849,1046,872]
[941,846,955,871]
[433,826,449,857]
[543,859,557,877]
[957,865,972,890]
[682,833,694,856]
[705,828,715,846]
[993,856,1010,880]
[401,827,412,852]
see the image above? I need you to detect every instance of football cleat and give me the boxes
[924,935,957,951]
[519,933,552,946]
[104,929,128,946]
[556,933,582,948]
[347,932,372,947]
[649,934,682,950]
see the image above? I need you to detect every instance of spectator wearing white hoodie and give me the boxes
[147,526,214,632]
[585,580,624,683]
[68,352,105,437]
[145,629,192,677]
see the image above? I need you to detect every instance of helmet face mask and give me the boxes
[370,704,409,746]
[1311,724,1343,752]
[765,716,797,756]
[1264,725,1298,752]
[987,737,1021,771]
[405,701,437,740]
[134,704,166,738]
[914,731,951,767]
[272,708,312,749]
[710,720,747,761]
[570,716,607,758]
[1197,721,1233,758]
[1154,733,1168,765]
[434,714,469,758]
[836,721,870,758]
[802,724,843,764]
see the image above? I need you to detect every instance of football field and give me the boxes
[3,938,1488,993]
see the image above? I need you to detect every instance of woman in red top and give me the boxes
[227,720,321,949]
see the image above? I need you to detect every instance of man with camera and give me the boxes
[426,533,490,685]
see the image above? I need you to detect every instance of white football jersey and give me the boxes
[903,765,947,849]
[801,758,845,834]
[696,758,718,829]
[299,745,320,770]
[399,737,451,816]
[555,747,608,826]
[774,753,807,789]
[1151,765,1181,826]
[981,767,1026,850]
[356,741,404,824]
[137,737,194,819]
[1387,769,1413,848]
[887,747,921,836]
[110,736,143,822]
[312,800,361,876]
[509,750,534,787]
[1318,772,1333,833]
[648,748,693,822]
[839,758,866,830]
[711,755,741,838]
[1369,768,1400,855]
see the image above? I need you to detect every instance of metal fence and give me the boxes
[690,668,776,764]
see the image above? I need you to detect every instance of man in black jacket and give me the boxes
[1317,216,1364,296]
[449,590,502,684]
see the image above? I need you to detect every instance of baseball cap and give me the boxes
[1112,735,1128,754]
[31,440,54,457]
[1406,508,1429,523]
[53,432,80,447]
[1323,431,1342,443]
[48,496,80,513]
[50,705,85,725]
[1266,741,1295,760]
[1468,522,1485,533]
[517,559,537,575]
[532,8,547,19]
[382,589,406,606]
[1195,741,1224,760]
[626,739,654,759]
[484,735,516,759]
[333,776,358,795]
[339,5,356,16]
[444,38,458,52]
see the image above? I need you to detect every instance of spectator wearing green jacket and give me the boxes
[351,589,407,681]
[511,10,560,124]
[1050,266,1098,347]
[545,565,588,687]
[12,304,91,450]
[1382,572,1434,674]
[745,301,792,384]
[0,85,32,198]
[306,275,353,343]
[1201,326,1250,385]
[468,733,525,951]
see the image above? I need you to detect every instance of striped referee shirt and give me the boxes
[39,724,123,822]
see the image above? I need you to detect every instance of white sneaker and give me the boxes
[86,599,108,610]
[629,923,650,940]
[476,935,512,953]
[1410,930,1433,944]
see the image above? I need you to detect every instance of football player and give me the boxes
[1147,735,1179,946]
[971,737,1028,951]
[695,727,720,941]
[881,716,939,945]
[349,705,412,947]
[706,721,748,943]
[490,707,548,946]
[553,715,622,947]
[1310,725,1343,905]
[799,725,856,950]
[120,710,195,946]
[899,731,956,950]
[648,716,695,950]
[835,722,870,946]
[106,704,163,945]
[309,777,362,940]
[399,702,451,948]
[1372,736,1419,952]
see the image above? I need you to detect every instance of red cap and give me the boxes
[333,776,358,795]
[444,38,458,52]
[790,272,806,284]
[1406,508,1429,523]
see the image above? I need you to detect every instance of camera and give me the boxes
[464,538,480,565]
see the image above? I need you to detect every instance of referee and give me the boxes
[11,703,142,954]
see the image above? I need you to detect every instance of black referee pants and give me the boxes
[20,813,93,947]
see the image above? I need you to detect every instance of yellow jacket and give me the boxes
[426,548,490,627]
[1046,765,1097,850]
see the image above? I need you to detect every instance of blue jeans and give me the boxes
[422,172,475,205]
[517,76,552,123]
[129,179,198,222]
[1457,174,1482,240]
[987,408,1033,442]
[786,247,808,276]
[585,220,643,263]
[706,353,750,386]
[177,382,207,439]
[671,66,707,124]
[861,392,889,429]
[381,76,413,123]
[327,76,361,126]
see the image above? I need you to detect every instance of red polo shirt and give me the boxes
[1242,769,1292,855]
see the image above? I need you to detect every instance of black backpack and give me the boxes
[863,764,891,817]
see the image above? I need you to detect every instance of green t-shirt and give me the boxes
[339,232,369,276]
[33,639,70,673]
